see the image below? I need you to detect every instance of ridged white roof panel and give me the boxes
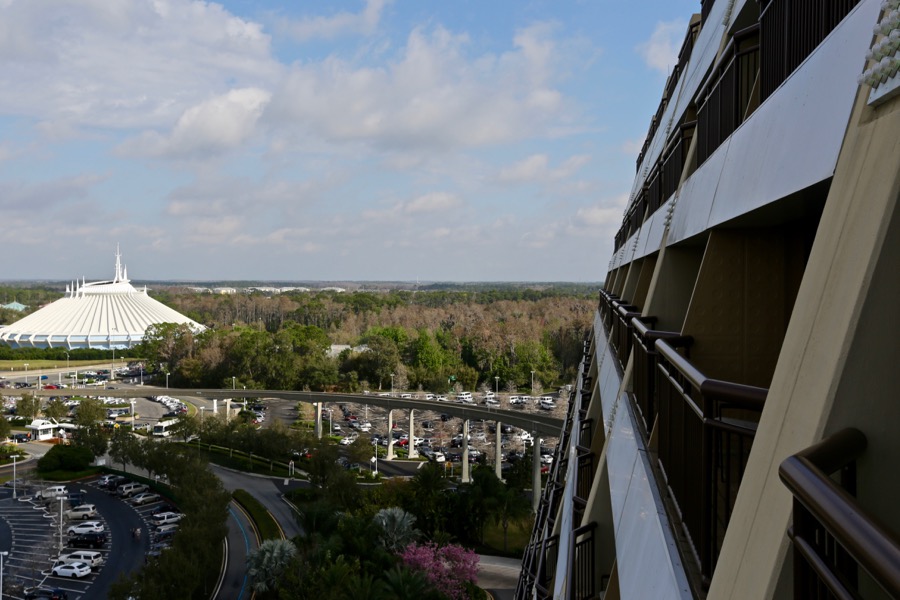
[0,250,203,350]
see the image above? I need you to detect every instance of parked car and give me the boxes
[56,550,103,568]
[117,482,148,498]
[64,504,97,520]
[67,532,107,549]
[51,561,91,578]
[36,485,67,500]
[129,492,160,505]
[67,522,104,536]
[24,586,69,599]
[151,512,184,526]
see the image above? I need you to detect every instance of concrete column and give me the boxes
[213,399,218,414]
[408,409,418,459]
[532,434,542,512]
[461,419,470,483]
[315,402,323,439]
[387,410,395,460]
[225,399,231,421]
[495,421,503,480]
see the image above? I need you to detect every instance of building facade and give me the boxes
[518,0,900,598]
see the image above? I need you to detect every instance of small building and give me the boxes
[1,301,26,312]
[26,419,62,441]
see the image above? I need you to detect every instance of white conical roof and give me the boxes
[0,249,204,350]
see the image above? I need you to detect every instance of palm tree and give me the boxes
[372,507,420,553]
[247,538,298,594]
[411,462,447,534]
[491,485,532,552]
[381,565,432,596]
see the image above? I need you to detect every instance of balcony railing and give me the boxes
[697,24,760,166]
[655,338,768,584]
[780,428,900,600]
[631,318,691,439]
[759,0,862,102]
[613,303,642,367]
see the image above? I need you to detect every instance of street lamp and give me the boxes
[232,376,236,391]
[64,351,70,371]
[390,373,394,396]
[11,455,16,499]
[58,497,65,552]
[495,376,499,395]
[23,363,28,386]
[130,400,136,431]
[531,370,535,397]
[139,363,143,385]
[165,372,170,389]
[0,550,8,600]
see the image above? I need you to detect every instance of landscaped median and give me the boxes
[232,488,283,540]
[176,441,303,479]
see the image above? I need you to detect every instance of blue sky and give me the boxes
[0,0,698,282]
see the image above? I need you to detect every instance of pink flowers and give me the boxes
[399,542,480,600]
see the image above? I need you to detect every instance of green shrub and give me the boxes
[37,444,93,473]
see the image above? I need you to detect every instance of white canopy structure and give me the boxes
[0,249,203,350]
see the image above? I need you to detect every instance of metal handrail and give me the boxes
[656,339,768,408]
[780,429,900,598]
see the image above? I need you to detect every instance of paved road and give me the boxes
[217,501,257,600]
[477,555,522,599]
[211,465,306,540]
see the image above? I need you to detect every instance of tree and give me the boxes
[490,485,533,552]
[72,398,108,457]
[372,507,420,553]
[109,428,139,473]
[399,542,479,600]
[247,539,298,595]
[0,415,10,440]
[410,463,447,536]
[43,398,69,421]
[16,393,41,421]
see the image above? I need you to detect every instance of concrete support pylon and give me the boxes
[495,420,503,480]
[461,419,470,483]
[387,410,395,460]
[532,433,542,512]
[225,399,231,421]
[408,409,418,458]
[315,402,323,439]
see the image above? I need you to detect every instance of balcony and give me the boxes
[780,429,900,599]
[631,318,692,439]
[654,337,768,586]
[696,24,760,166]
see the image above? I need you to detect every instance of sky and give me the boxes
[1,0,699,282]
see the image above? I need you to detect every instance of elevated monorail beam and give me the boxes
[4,388,565,436]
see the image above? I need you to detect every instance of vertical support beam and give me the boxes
[461,419,470,483]
[213,399,218,414]
[387,410,395,460]
[225,399,231,421]
[408,409,418,458]
[495,420,503,480]
[315,402,323,439]
[532,433,542,512]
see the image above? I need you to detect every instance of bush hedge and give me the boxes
[232,488,282,541]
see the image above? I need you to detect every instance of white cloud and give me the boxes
[498,153,590,183]
[280,0,390,41]
[636,19,686,75]
[118,88,271,159]
[264,22,579,151]
[402,192,461,215]
[0,0,280,131]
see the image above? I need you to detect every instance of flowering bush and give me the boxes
[399,542,479,600]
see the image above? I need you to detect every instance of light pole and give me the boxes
[139,364,143,385]
[232,376,236,391]
[0,550,7,600]
[11,455,16,499]
[23,363,28,386]
[58,497,65,552]
[495,376,499,395]
[165,372,170,389]
[64,351,70,371]
[130,400,136,431]
[531,370,535,397]
[390,373,394,396]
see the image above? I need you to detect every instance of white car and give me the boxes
[58,550,103,568]
[65,504,98,520]
[339,435,357,446]
[432,452,446,463]
[541,454,554,465]
[52,561,92,578]
[67,521,104,536]
[152,512,184,525]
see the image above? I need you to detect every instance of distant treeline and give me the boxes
[0,346,118,361]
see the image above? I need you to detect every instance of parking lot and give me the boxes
[0,475,180,599]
